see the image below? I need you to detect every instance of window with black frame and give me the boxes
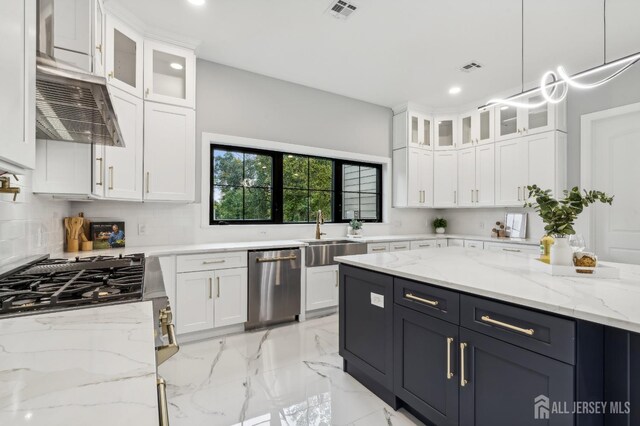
[210,145,382,224]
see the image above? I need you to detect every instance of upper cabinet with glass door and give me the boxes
[105,15,143,98]
[459,107,495,148]
[495,95,566,142]
[392,111,433,150]
[143,40,196,109]
[434,115,457,150]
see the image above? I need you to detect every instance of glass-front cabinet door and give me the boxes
[496,105,519,141]
[435,116,457,150]
[477,107,494,144]
[409,112,433,149]
[459,112,474,147]
[143,40,196,108]
[105,16,143,98]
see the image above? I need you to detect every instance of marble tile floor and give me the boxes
[159,314,424,426]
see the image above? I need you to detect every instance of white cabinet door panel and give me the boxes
[475,144,495,206]
[306,265,339,311]
[53,0,91,55]
[434,151,458,207]
[214,268,248,327]
[176,271,214,334]
[457,147,475,207]
[105,15,143,98]
[495,139,526,206]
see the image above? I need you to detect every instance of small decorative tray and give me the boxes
[529,258,620,279]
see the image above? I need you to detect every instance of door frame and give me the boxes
[580,102,640,250]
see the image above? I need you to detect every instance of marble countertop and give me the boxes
[345,233,538,245]
[0,302,159,426]
[336,247,640,333]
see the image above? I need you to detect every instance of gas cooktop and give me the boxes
[0,254,145,318]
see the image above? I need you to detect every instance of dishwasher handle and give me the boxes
[255,255,298,263]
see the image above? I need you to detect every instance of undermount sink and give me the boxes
[305,239,367,267]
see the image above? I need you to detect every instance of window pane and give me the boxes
[310,191,332,222]
[342,192,360,220]
[213,150,243,186]
[245,188,272,220]
[283,154,308,189]
[359,194,379,220]
[359,166,378,193]
[309,158,333,190]
[343,164,359,192]
[213,186,243,220]
[244,153,272,188]
[284,189,309,222]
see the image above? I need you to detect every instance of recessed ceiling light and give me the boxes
[448,86,461,95]
[187,0,205,5]
[170,62,184,70]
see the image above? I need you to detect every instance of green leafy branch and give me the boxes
[524,185,613,236]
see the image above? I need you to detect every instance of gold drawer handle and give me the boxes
[405,293,439,306]
[371,247,386,252]
[460,342,467,386]
[446,337,453,379]
[481,315,535,336]
[202,259,226,265]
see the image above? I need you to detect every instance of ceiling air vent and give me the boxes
[460,61,483,73]
[327,0,357,20]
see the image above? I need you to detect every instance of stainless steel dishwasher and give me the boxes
[247,248,302,329]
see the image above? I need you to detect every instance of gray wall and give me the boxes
[566,64,640,187]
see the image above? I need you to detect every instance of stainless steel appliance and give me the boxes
[36,0,124,146]
[247,248,302,329]
[0,253,178,425]
[305,239,367,267]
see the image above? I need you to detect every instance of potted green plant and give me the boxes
[525,185,613,266]
[433,217,447,234]
[348,219,363,236]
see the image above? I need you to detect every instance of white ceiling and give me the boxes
[108,0,640,109]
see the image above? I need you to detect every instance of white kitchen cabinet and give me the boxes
[91,87,143,200]
[448,239,464,247]
[368,243,390,253]
[106,15,143,98]
[92,0,105,76]
[495,98,566,142]
[143,102,195,201]
[475,144,495,206]
[410,240,436,250]
[390,241,410,251]
[143,40,196,108]
[457,147,476,207]
[33,140,91,195]
[54,0,91,56]
[0,0,36,172]
[464,240,484,249]
[433,151,458,207]
[459,108,494,148]
[176,270,215,334]
[306,265,339,311]
[434,115,458,150]
[435,240,448,248]
[214,267,248,327]
[393,111,433,150]
[392,148,433,208]
[484,242,539,255]
[496,131,566,206]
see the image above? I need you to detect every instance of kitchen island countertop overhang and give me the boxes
[335,247,640,333]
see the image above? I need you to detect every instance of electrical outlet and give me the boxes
[138,223,147,236]
[370,292,384,308]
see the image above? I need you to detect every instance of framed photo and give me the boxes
[90,221,125,249]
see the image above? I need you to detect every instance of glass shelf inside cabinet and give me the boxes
[153,50,187,100]
[499,106,517,136]
[438,120,453,147]
[527,95,548,130]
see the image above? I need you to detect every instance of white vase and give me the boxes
[550,236,573,266]
[435,227,445,234]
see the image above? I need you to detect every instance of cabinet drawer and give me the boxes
[463,240,484,249]
[394,278,460,324]
[484,242,539,255]
[177,251,247,273]
[448,239,464,247]
[390,241,410,252]
[461,295,575,364]
[410,240,436,250]
[368,243,390,253]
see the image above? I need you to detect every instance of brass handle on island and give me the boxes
[460,342,467,387]
[446,337,454,379]
[405,293,439,306]
[481,315,535,336]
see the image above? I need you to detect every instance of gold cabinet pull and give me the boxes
[202,259,226,265]
[502,248,521,253]
[216,276,220,298]
[405,293,438,306]
[481,315,534,336]
[335,270,339,287]
[107,71,114,79]
[96,158,103,186]
[460,342,467,387]
[446,337,454,379]
[95,43,102,53]
[208,277,213,299]
[145,88,150,97]
[371,247,386,252]
[475,189,479,202]
[146,172,150,194]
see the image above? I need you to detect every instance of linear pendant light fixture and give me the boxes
[479,0,640,110]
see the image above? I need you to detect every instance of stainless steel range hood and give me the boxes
[36,0,124,147]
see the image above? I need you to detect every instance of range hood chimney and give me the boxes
[36,0,124,147]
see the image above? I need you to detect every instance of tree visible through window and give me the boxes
[283,155,333,223]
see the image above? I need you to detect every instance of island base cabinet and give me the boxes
[394,305,459,426]
[459,328,575,426]
[339,265,395,401]
[604,328,640,426]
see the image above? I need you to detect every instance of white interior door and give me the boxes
[583,104,640,263]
